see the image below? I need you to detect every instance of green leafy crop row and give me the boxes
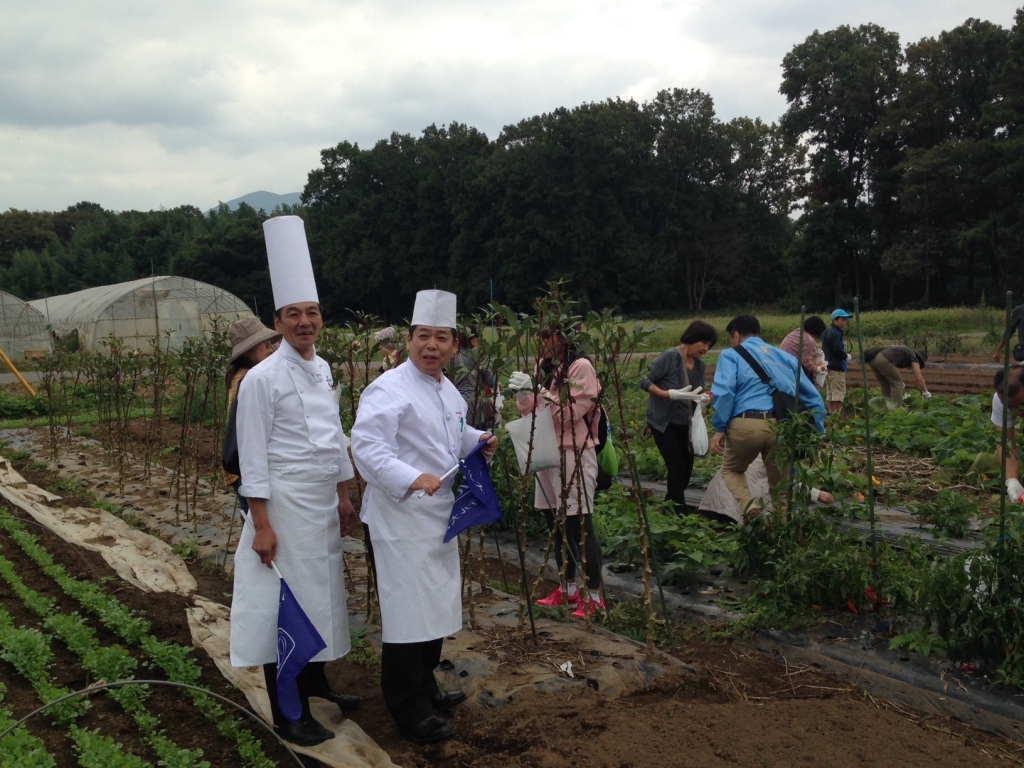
[0,551,209,768]
[0,516,274,768]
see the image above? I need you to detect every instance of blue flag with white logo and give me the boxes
[276,577,326,722]
[444,440,502,543]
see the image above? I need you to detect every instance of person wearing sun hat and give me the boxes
[822,308,852,414]
[222,316,281,498]
[230,215,360,747]
[350,289,497,746]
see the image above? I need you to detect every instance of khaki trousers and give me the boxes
[722,417,788,516]
[869,355,905,404]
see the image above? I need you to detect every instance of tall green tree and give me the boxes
[781,23,903,306]
[886,18,1012,303]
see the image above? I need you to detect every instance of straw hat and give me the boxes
[229,317,281,364]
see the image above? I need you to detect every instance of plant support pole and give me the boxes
[998,291,1013,563]
[788,306,806,518]
[853,297,878,563]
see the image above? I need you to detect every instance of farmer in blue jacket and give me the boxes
[710,315,825,520]
[821,309,851,414]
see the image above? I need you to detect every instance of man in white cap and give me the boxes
[350,289,497,745]
[230,215,360,746]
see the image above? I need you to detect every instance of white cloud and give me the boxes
[0,0,1018,211]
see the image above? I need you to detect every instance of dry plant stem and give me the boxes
[514,388,542,644]
[477,526,487,593]
[529,488,560,602]
[566,399,595,628]
[555,423,573,622]
[605,344,658,652]
[462,532,477,629]
[498,448,537,642]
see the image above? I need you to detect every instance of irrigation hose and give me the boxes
[0,679,307,768]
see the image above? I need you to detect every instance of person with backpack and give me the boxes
[507,323,605,618]
[710,315,825,521]
[822,309,852,413]
[639,320,718,513]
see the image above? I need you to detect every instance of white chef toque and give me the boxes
[410,290,457,328]
[264,216,319,311]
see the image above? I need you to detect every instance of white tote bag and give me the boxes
[690,405,710,457]
[505,406,560,473]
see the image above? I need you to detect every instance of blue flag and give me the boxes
[276,577,326,722]
[444,440,502,543]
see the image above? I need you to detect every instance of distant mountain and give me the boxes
[210,190,302,214]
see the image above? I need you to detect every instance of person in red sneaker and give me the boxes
[509,323,605,617]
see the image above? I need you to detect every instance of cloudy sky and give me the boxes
[1,0,1018,213]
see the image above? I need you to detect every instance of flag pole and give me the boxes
[415,463,461,498]
[271,561,284,580]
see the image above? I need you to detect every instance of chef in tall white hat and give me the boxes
[230,215,360,746]
[350,289,498,745]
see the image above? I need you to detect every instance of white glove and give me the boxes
[922,390,932,399]
[668,385,703,402]
[507,371,533,392]
[903,392,911,402]
[1008,479,1024,504]
[698,393,711,407]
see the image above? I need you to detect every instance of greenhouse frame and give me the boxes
[28,276,254,353]
[0,290,51,361]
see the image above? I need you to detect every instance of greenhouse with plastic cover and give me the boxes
[0,290,51,361]
[27,276,253,353]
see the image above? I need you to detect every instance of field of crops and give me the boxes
[1,294,1023,764]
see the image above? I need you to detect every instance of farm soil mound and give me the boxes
[2,449,1023,767]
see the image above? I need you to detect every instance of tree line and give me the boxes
[2,11,1021,324]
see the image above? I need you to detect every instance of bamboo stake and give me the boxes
[0,347,36,396]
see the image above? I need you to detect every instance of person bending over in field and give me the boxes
[992,365,1024,504]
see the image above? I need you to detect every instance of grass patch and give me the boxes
[640,306,1003,350]
[171,536,200,562]
[49,478,87,494]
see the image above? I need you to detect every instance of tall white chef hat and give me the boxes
[263,215,319,311]
[410,289,457,328]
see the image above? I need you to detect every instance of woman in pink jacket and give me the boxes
[509,325,605,617]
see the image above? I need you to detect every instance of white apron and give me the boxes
[364,486,463,644]
[230,463,351,667]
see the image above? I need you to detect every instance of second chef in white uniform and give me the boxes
[351,289,497,745]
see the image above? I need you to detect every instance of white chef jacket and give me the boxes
[352,361,485,503]
[237,340,354,500]
[230,338,355,666]
[350,360,486,643]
